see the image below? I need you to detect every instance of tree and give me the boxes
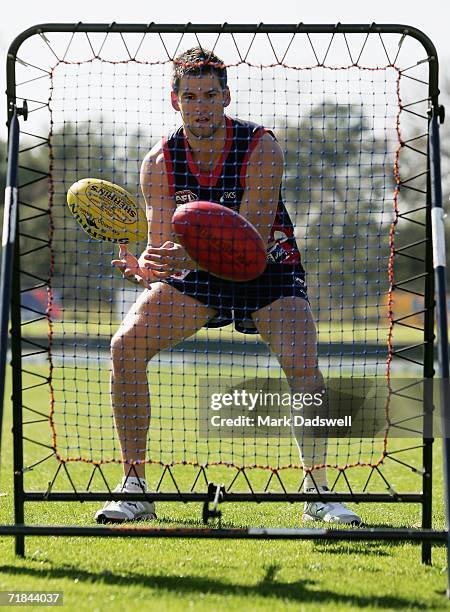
[0,140,6,196]
[278,102,392,319]
[1,123,149,315]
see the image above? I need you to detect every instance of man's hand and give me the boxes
[142,241,197,275]
[112,244,169,288]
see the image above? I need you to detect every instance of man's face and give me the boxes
[171,72,231,139]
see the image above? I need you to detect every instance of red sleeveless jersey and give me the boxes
[162,116,301,265]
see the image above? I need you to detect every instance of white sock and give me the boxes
[289,379,329,491]
[297,440,329,491]
[304,470,328,491]
[121,476,147,490]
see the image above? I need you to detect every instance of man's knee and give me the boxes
[110,326,155,367]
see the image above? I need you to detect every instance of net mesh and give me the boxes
[11,28,433,492]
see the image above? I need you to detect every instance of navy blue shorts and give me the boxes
[164,263,309,334]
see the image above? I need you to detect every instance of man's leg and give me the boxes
[252,296,328,490]
[252,296,361,524]
[110,281,214,478]
[96,282,214,523]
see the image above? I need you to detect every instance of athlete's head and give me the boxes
[171,47,231,139]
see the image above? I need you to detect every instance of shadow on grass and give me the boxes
[0,562,435,609]
[153,516,237,529]
[312,541,389,557]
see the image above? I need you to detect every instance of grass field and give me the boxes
[0,366,449,611]
[24,317,428,346]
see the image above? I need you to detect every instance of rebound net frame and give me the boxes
[0,22,448,580]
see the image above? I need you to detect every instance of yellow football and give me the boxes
[67,178,147,243]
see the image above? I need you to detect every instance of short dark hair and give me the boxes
[172,47,227,93]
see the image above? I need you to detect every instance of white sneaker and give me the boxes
[303,487,362,526]
[95,478,156,524]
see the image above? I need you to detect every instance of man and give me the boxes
[95,47,361,525]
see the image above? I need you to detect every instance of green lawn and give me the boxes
[24,317,428,345]
[0,365,449,611]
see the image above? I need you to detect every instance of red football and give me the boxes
[172,201,267,281]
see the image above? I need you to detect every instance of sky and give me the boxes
[1,0,449,57]
[1,0,449,141]
[1,2,449,113]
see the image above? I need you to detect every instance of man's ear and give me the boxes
[223,86,231,108]
[171,91,180,111]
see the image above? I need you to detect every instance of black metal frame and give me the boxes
[1,22,448,593]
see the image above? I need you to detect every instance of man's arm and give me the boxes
[239,132,284,247]
[139,142,197,275]
[112,143,177,285]
[140,142,178,248]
